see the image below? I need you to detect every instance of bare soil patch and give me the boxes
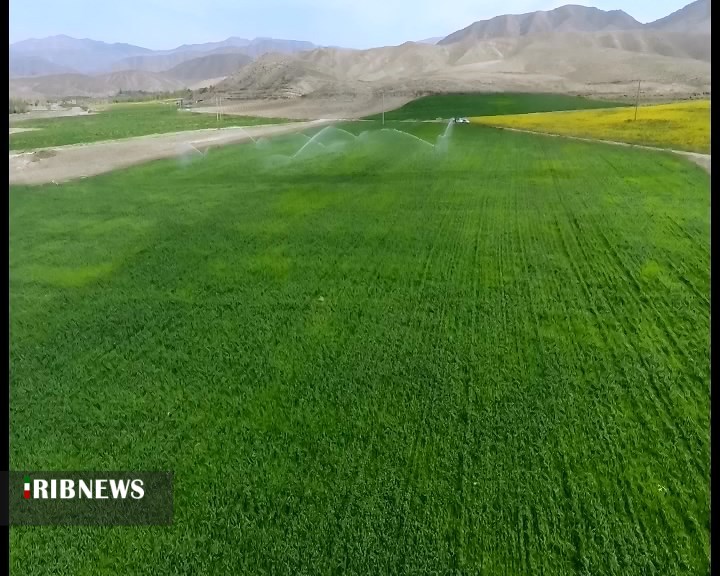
[31,149,57,161]
[9,107,95,125]
[9,120,333,186]
[192,94,415,121]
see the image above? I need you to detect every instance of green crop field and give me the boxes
[9,102,290,151]
[365,92,626,121]
[10,122,709,575]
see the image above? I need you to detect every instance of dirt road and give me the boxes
[9,120,333,186]
[9,127,41,134]
[9,106,95,125]
[190,95,415,121]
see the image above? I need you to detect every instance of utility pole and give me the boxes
[634,79,641,121]
[382,92,385,126]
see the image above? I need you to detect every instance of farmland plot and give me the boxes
[471,100,711,153]
[9,102,289,151]
[364,92,625,121]
[10,122,710,575]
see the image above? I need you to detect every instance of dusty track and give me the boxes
[9,120,333,186]
[9,127,41,134]
[191,94,415,121]
[9,106,95,125]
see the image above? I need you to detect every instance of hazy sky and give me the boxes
[9,0,692,49]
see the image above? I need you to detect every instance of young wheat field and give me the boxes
[9,102,289,151]
[364,92,625,121]
[10,121,710,574]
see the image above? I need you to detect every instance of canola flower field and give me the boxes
[470,100,711,153]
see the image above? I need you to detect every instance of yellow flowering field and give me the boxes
[470,100,710,153]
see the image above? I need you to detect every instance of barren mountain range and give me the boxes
[9,0,710,108]
[438,4,642,44]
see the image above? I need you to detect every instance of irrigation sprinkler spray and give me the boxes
[238,126,257,143]
[273,124,440,165]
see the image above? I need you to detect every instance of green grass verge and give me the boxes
[365,92,626,121]
[10,122,709,575]
[9,102,291,150]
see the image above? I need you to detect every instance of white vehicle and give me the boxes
[455,117,470,124]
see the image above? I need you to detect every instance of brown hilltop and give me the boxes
[438,4,642,45]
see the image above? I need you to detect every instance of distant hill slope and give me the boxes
[212,27,710,100]
[165,53,253,84]
[9,35,152,74]
[239,38,316,58]
[111,46,252,73]
[439,0,710,45]
[8,2,711,102]
[213,52,362,99]
[417,37,443,45]
[159,37,251,55]
[486,31,710,84]
[9,54,79,78]
[9,70,184,99]
[10,35,319,77]
[646,0,710,33]
[439,5,641,45]
[110,39,316,74]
